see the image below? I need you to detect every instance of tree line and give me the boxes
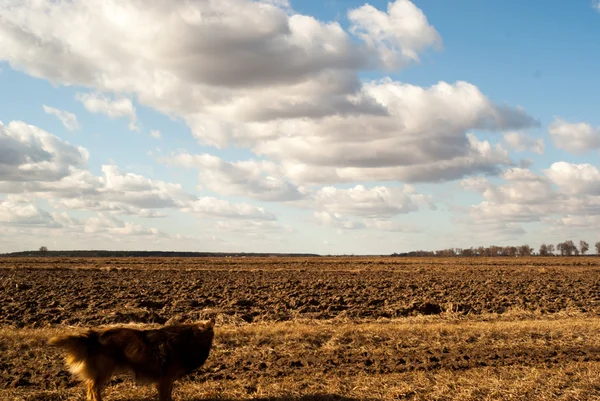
[1,249,321,258]
[392,240,600,257]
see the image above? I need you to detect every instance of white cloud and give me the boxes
[503,131,544,154]
[42,105,80,131]
[545,162,600,195]
[250,80,535,184]
[0,121,88,182]
[348,0,442,69]
[593,0,600,12]
[0,121,282,225]
[163,153,306,201]
[0,0,537,184]
[314,211,365,230]
[548,118,600,154]
[312,184,433,218]
[76,92,138,130]
[363,219,420,232]
[459,162,600,237]
[83,213,161,236]
[182,197,276,221]
[150,130,161,139]
[214,220,290,239]
[0,200,60,227]
[50,198,166,218]
[460,169,558,225]
[555,214,600,229]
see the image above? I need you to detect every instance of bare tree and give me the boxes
[518,245,533,256]
[580,240,589,255]
[596,242,600,255]
[39,246,48,254]
[547,244,555,255]
[461,248,475,257]
[557,241,576,256]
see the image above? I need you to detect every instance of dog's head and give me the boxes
[192,318,215,346]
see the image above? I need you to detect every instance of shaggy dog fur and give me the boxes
[49,319,215,401]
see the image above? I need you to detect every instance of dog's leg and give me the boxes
[86,380,102,401]
[83,356,114,401]
[157,378,174,401]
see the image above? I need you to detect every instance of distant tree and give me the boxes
[557,241,572,256]
[461,248,475,257]
[596,242,600,255]
[39,246,48,254]
[539,244,549,256]
[517,245,532,256]
[547,244,555,255]
[580,240,589,255]
[558,240,577,256]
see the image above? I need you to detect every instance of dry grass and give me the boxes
[3,316,600,400]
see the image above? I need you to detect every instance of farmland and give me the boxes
[2,256,600,400]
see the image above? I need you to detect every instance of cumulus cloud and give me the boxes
[554,214,600,229]
[0,200,60,227]
[0,211,229,252]
[83,213,162,236]
[0,204,171,241]
[313,184,434,218]
[76,92,138,130]
[0,0,537,184]
[312,211,419,233]
[0,120,280,225]
[314,211,365,230]
[348,0,442,69]
[545,162,600,195]
[214,220,291,239]
[548,118,600,154]
[50,199,166,218]
[459,162,600,237]
[594,0,600,12]
[363,219,420,232]
[43,105,80,131]
[163,153,306,201]
[461,169,559,225]
[503,131,544,154]
[182,198,276,221]
[252,80,536,184]
[0,121,88,182]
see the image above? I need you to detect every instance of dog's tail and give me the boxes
[48,331,95,363]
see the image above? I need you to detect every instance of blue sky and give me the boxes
[0,0,599,254]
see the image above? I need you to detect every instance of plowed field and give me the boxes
[2,256,600,400]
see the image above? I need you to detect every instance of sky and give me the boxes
[0,0,600,254]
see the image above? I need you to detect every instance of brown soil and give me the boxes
[1,257,600,327]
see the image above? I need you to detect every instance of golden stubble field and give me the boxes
[2,256,600,400]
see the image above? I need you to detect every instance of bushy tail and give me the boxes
[48,332,94,362]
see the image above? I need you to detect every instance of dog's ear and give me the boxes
[201,318,215,329]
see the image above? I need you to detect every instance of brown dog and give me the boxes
[49,319,215,401]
